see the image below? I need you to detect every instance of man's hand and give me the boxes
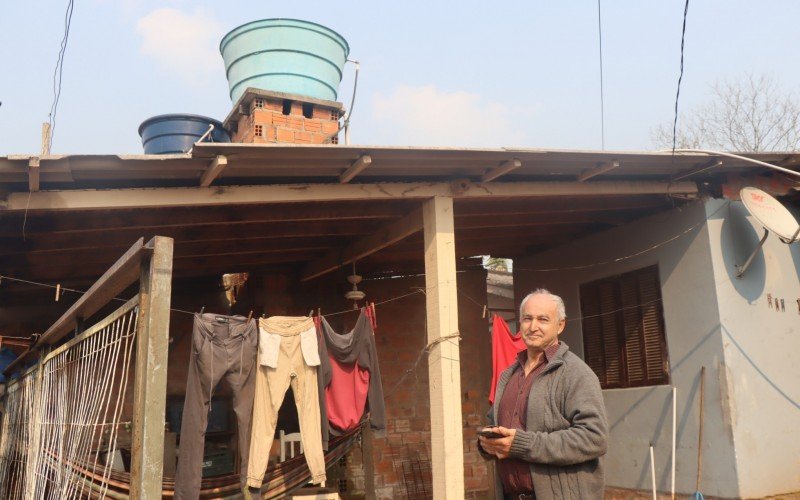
[477,426,516,459]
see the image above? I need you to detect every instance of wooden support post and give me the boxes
[130,236,173,500]
[422,196,464,499]
[28,157,40,192]
[40,123,51,155]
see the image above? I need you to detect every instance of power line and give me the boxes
[47,0,76,151]
[597,0,606,150]
[671,0,691,155]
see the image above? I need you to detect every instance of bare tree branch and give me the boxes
[651,74,800,152]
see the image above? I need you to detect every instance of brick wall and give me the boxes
[163,268,495,498]
[230,96,340,145]
[334,270,494,499]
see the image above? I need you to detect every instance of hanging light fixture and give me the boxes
[344,262,365,309]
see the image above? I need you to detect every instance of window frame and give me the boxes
[579,265,671,389]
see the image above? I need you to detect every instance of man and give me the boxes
[479,289,608,500]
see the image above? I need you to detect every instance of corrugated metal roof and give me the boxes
[1,144,798,190]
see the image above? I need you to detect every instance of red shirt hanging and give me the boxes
[489,314,526,404]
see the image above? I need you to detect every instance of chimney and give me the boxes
[223,88,342,144]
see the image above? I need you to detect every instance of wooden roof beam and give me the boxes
[1,180,699,211]
[670,159,723,182]
[339,154,372,183]
[199,155,228,187]
[482,159,521,182]
[301,208,423,281]
[28,157,40,191]
[578,160,620,182]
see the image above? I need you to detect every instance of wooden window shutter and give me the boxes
[580,287,606,384]
[637,268,669,384]
[580,265,670,389]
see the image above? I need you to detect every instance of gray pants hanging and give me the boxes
[174,314,257,500]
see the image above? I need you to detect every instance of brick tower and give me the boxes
[223,88,343,145]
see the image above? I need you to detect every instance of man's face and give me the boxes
[519,294,565,351]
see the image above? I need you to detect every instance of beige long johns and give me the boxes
[247,316,326,488]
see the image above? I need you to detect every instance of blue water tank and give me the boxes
[138,114,230,154]
[220,18,350,103]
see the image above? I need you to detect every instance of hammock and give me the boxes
[50,427,360,499]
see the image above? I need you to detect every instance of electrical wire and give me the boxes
[671,0,691,156]
[514,200,728,273]
[46,0,75,151]
[597,0,606,150]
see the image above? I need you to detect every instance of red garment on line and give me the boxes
[489,314,526,404]
[325,356,371,432]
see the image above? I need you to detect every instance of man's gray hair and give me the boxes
[519,289,566,322]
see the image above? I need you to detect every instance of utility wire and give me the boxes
[597,0,606,150]
[47,0,76,151]
[671,0,691,155]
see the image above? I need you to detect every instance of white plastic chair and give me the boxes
[279,430,303,462]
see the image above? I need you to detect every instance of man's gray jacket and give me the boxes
[481,342,608,499]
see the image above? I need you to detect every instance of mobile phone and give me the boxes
[477,428,503,439]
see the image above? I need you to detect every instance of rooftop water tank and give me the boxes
[220,18,350,103]
[138,114,230,154]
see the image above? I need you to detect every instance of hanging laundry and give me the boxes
[175,313,257,500]
[248,316,327,488]
[317,308,386,435]
[489,314,526,404]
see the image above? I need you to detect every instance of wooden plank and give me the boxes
[12,249,326,283]
[422,196,464,500]
[28,157,40,192]
[0,201,413,237]
[130,236,173,499]
[301,208,423,281]
[40,123,51,155]
[481,158,521,182]
[0,220,379,254]
[36,238,147,345]
[3,238,149,376]
[1,180,699,211]
[339,154,372,183]
[669,159,723,182]
[578,160,621,182]
[199,155,228,187]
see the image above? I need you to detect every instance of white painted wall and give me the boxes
[705,199,800,498]
[514,201,740,497]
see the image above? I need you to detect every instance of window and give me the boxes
[302,102,314,118]
[579,265,669,389]
[282,99,293,115]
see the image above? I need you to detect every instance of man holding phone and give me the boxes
[478,289,608,500]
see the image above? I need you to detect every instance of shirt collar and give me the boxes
[516,341,561,366]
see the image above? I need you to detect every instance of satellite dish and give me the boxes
[736,187,800,277]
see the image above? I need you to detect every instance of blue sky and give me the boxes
[1,1,799,154]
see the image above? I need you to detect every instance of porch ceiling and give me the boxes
[0,194,677,285]
[2,144,796,288]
